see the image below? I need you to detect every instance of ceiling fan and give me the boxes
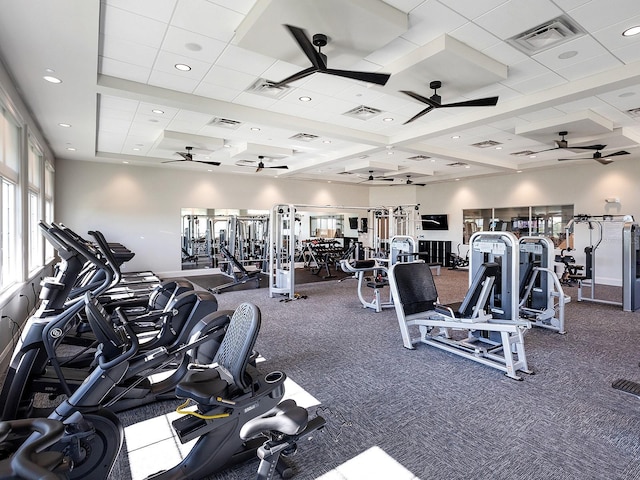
[270,24,391,88]
[558,148,630,165]
[400,81,499,124]
[404,175,425,186]
[359,170,394,184]
[163,146,221,166]
[237,156,289,172]
[536,131,606,153]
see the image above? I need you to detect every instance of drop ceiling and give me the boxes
[0,0,639,186]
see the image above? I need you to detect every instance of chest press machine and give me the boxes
[389,232,533,380]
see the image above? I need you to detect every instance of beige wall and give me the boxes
[56,157,640,283]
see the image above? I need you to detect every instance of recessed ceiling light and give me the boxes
[132,148,140,151]
[455,178,460,181]
[622,25,640,36]
[529,154,537,158]
[383,117,394,122]
[207,169,213,172]
[250,127,260,131]
[464,165,471,169]
[430,159,436,163]
[299,96,312,102]
[387,151,394,155]
[123,161,129,164]
[66,147,76,151]
[152,109,164,114]
[174,63,192,71]
[58,123,71,128]
[451,135,460,139]
[185,42,202,51]
[558,50,578,59]
[322,140,331,144]
[327,181,332,183]
[223,144,230,148]
[495,146,503,150]
[517,170,523,173]
[45,68,55,73]
[43,75,62,84]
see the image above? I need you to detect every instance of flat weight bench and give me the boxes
[340,259,394,312]
[210,246,262,293]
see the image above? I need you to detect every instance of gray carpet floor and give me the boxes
[111,269,640,480]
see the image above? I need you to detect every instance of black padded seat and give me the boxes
[176,302,260,406]
[353,260,377,269]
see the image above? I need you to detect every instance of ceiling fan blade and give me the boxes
[557,157,587,161]
[265,165,289,169]
[438,96,499,108]
[596,157,614,165]
[570,144,607,151]
[324,68,391,86]
[177,152,191,160]
[193,160,221,166]
[256,166,263,172]
[271,66,318,87]
[604,150,630,157]
[284,25,326,69]
[162,159,185,164]
[403,106,434,125]
[400,90,439,108]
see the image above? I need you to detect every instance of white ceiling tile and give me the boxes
[161,26,227,63]
[532,35,609,71]
[507,71,567,94]
[101,4,168,48]
[206,0,258,15]
[215,44,276,76]
[148,70,200,93]
[449,22,502,51]
[136,102,180,119]
[612,42,640,64]
[474,0,563,40]
[402,1,468,45]
[554,97,610,113]
[334,85,386,105]
[192,81,240,101]
[103,0,177,23]
[98,116,131,134]
[201,65,256,91]
[596,85,640,110]
[97,130,127,149]
[552,0,591,11]
[517,107,565,122]
[482,41,529,65]
[100,33,158,68]
[443,0,509,20]
[293,74,355,97]
[555,53,623,81]
[167,110,213,128]
[171,0,244,42]
[501,59,552,86]
[152,50,212,81]
[99,107,136,123]
[568,0,640,32]
[590,14,640,51]
[99,56,151,83]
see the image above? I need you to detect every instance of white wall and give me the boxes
[55,160,370,274]
[56,158,640,284]
[414,161,640,285]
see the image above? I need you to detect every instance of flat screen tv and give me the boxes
[348,217,359,230]
[421,214,449,231]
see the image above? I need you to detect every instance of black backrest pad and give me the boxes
[457,262,499,317]
[220,246,249,274]
[214,302,261,392]
[393,263,438,315]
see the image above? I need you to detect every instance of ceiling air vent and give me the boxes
[471,140,502,148]
[407,155,431,161]
[208,117,242,130]
[511,150,536,156]
[246,78,290,99]
[446,162,468,167]
[343,105,382,120]
[507,15,585,55]
[626,107,640,118]
[289,133,319,142]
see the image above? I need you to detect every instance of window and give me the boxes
[44,162,54,260]
[27,140,43,272]
[0,103,20,289]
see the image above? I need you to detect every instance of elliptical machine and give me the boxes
[0,223,230,419]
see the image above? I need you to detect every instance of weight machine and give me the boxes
[518,236,570,333]
[565,214,640,311]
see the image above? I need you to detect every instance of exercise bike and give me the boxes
[0,299,325,479]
